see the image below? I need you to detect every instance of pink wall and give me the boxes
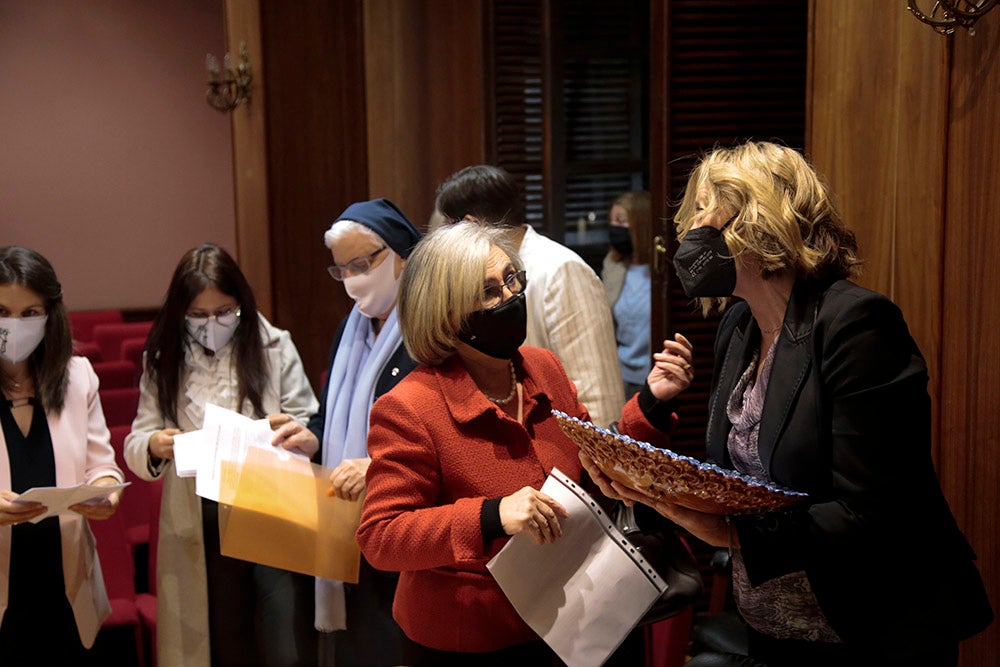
[0,0,236,310]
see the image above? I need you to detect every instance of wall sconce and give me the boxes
[206,42,252,112]
[907,0,998,35]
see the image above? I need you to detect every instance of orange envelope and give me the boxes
[218,446,362,583]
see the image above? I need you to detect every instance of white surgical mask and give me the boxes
[343,252,400,319]
[0,315,48,363]
[185,309,240,352]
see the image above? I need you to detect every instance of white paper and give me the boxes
[14,482,131,523]
[172,429,208,477]
[487,468,664,667]
[182,403,309,501]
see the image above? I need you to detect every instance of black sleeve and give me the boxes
[636,384,679,431]
[480,497,506,544]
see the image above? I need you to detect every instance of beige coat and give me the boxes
[0,357,125,648]
[124,315,317,667]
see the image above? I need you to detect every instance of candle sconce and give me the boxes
[907,0,998,35]
[206,42,252,112]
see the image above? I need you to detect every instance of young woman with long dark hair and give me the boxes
[0,246,124,663]
[124,243,319,667]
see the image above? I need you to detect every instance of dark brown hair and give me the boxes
[145,244,267,425]
[0,246,73,412]
[435,165,525,227]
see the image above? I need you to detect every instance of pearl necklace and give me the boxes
[486,361,518,405]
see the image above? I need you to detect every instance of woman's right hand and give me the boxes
[149,428,182,461]
[0,490,46,527]
[270,419,320,458]
[499,486,569,545]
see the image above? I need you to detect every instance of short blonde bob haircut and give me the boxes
[674,141,862,314]
[398,221,522,365]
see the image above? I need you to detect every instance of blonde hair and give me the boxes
[674,141,862,314]
[398,221,521,365]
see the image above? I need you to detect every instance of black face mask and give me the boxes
[672,222,737,297]
[608,226,633,256]
[459,292,527,359]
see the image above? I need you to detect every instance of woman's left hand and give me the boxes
[70,476,122,520]
[328,458,370,501]
[581,451,733,548]
[579,451,630,503]
[610,480,734,548]
[647,333,695,402]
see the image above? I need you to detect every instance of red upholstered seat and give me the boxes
[93,321,153,362]
[89,512,145,666]
[108,425,160,550]
[73,340,104,363]
[69,309,123,343]
[99,387,140,428]
[135,479,161,665]
[121,338,147,378]
[93,360,138,390]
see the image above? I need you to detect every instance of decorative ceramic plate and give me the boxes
[553,411,807,515]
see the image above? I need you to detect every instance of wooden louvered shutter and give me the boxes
[654,0,809,463]
[486,0,650,271]
[650,0,809,611]
[486,0,546,229]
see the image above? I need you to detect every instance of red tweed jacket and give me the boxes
[358,346,662,653]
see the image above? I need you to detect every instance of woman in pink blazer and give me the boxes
[0,246,124,663]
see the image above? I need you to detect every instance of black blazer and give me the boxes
[710,279,992,654]
[307,316,419,444]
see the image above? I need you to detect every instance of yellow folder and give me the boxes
[217,447,362,583]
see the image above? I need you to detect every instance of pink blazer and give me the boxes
[0,357,124,648]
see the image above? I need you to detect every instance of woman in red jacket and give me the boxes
[356,222,694,666]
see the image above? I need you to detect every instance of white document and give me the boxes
[172,429,209,477]
[487,468,665,667]
[14,482,131,523]
[185,403,309,502]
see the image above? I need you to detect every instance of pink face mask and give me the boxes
[343,251,400,319]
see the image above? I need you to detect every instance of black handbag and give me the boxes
[612,500,704,625]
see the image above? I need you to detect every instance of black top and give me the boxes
[0,401,65,611]
[711,279,993,652]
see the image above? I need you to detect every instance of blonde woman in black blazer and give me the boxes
[583,141,992,666]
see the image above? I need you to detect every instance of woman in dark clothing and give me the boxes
[272,198,422,667]
[583,141,993,666]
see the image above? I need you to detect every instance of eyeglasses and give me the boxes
[481,270,527,309]
[327,246,388,281]
[185,306,241,327]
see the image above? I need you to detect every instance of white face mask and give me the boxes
[343,252,400,319]
[0,315,48,364]
[185,309,241,352]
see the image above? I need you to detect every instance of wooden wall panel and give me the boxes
[256,0,370,388]
[364,0,487,228]
[225,0,273,318]
[808,2,948,341]
[941,19,1000,664]
[808,0,948,456]
[810,2,998,662]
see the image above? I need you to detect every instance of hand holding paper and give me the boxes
[13,481,130,523]
[1,490,46,526]
[487,468,666,667]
